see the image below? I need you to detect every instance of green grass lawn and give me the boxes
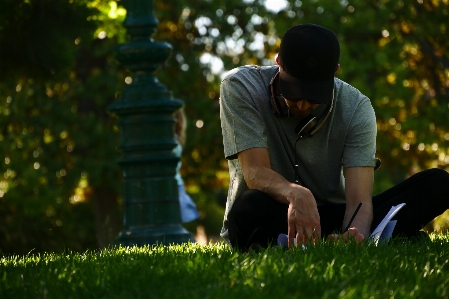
[1,235,449,299]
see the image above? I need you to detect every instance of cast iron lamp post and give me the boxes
[108,0,194,245]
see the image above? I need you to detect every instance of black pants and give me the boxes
[227,168,449,251]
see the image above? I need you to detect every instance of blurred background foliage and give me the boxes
[1,0,448,254]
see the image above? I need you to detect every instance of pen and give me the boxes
[343,202,362,233]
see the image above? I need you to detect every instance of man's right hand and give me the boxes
[237,147,321,247]
[287,185,321,247]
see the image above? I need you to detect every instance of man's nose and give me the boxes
[297,100,310,111]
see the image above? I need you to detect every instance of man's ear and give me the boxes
[336,64,341,72]
[275,55,280,66]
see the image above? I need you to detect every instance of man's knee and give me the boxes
[427,168,449,184]
[423,168,449,194]
[227,190,271,251]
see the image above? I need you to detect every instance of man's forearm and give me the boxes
[244,163,300,205]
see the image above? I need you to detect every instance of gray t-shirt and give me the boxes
[219,65,377,243]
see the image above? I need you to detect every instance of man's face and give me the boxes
[275,59,321,117]
[283,98,319,117]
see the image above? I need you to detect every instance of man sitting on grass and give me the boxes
[218,23,449,252]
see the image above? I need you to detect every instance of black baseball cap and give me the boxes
[278,24,340,104]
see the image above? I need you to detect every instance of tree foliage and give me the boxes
[0,0,126,254]
[1,0,448,254]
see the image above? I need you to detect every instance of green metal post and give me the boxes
[108,0,194,245]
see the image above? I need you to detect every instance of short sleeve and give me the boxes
[342,97,377,168]
[219,76,268,160]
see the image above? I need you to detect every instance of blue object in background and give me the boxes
[174,143,199,223]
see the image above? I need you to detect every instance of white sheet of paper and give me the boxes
[379,220,397,241]
[370,203,405,245]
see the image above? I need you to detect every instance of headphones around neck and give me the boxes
[269,70,334,138]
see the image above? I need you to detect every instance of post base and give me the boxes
[113,226,195,246]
